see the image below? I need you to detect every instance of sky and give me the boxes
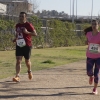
[34,0,100,16]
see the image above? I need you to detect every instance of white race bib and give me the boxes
[17,39,26,47]
[89,43,100,53]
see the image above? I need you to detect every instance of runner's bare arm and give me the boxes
[12,32,18,42]
[23,28,37,36]
[31,29,37,36]
[85,38,88,45]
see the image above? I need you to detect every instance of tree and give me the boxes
[32,0,39,13]
[29,16,44,48]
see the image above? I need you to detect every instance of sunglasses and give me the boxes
[19,16,25,18]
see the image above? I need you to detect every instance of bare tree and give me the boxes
[32,0,39,13]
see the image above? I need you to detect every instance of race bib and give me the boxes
[17,39,26,47]
[89,43,100,53]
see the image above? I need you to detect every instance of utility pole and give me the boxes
[70,0,71,18]
[45,19,48,46]
[72,0,74,23]
[91,0,93,23]
[76,0,77,19]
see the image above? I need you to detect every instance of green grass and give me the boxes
[0,46,87,79]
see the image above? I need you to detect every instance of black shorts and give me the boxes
[16,45,32,59]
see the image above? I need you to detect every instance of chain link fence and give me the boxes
[0,0,86,50]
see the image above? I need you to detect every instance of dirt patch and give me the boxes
[0,60,100,100]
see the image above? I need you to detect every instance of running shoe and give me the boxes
[13,76,20,82]
[92,88,98,95]
[28,70,33,80]
[89,76,93,85]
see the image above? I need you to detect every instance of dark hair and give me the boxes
[92,19,99,23]
[84,26,92,35]
[84,19,100,35]
[20,12,27,16]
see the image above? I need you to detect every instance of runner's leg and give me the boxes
[94,58,100,88]
[87,57,94,76]
[86,57,94,85]
[16,56,23,77]
[25,59,31,71]
[23,46,32,79]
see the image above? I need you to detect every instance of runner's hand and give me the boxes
[22,28,29,34]
[12,38,16,43]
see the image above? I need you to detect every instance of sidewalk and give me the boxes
[0,60,100,100]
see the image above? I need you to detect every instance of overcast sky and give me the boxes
[35,0,100,16]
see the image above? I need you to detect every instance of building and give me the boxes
[0,3,6,14]
[0,0,33,16]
